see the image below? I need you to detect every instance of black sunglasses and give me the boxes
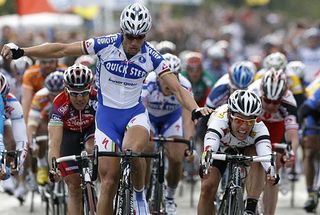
[125,34,146,40]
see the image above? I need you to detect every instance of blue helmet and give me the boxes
[45,71,65,93]
[229,62,255,89]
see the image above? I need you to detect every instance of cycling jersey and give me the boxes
[3,93,28,167]
[300,88,320,135]
[49,89,97,132]
[82,33,170,109]
[141,72,192,117]
[22,65,66,93]
[255,68,304,95]
[204,104,272,172]
[181,69,215,106]
[28,88,52,127]
[141,72,192,137]
[305,77,320,98]
[205,74,231,109]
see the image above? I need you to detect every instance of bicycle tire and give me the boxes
[230,187,244,215]
[83,183,97,215]
[123,188,134,215]
[56,180,67,215]
[154,179,163,214]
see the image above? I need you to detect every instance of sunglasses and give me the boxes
[262,97,281,105]
[230,115,256,127]
[67,89,90,97]
[125,34,146,40]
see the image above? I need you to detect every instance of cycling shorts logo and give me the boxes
[138,56,146,63]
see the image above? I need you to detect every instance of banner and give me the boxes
[17,0,57,15]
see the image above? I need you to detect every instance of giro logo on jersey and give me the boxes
[138,56,146,63]
[105,61,147,79]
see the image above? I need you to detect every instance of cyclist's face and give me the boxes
[123,33,145,56]
[40,59,58,77]
[262,96,281,113]
[67,88,90,110]
[187,65,202,83]
[230,113,256,141]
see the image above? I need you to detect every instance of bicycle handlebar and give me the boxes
[210,153,273,162]
[98,150,159,159]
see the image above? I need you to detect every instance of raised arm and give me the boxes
[1,41,84,60]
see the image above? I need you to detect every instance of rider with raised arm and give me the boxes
[198,90,277,215]
[47,63,96,215]
[298,87,320,212]
[27,71,64,186]
[248,68,299,214]
[1,3,211,214]
[141,53,194,214]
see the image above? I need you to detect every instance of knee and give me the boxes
[100,175,118,193]
[200,180,217,200]
[67,183,82,198]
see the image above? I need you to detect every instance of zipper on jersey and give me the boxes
[79,110,82,133]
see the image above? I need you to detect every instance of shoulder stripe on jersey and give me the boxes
[254,135,270,144]
[207,128,222,139]
[82,41,89,54]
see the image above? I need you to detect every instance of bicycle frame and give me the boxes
[52,146,98,215]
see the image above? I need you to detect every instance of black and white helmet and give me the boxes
[228,90,262,117]
[261,68,287,100]
[163,53,181,74]
[120,3,152,36]
[64,63,93,89]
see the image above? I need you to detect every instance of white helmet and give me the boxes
[64,63,94,89]
[162,53,181,74]
[228,90,262,117]
[263,52,287,70]
[156,40,176,54]
[120,3,152,36]
[261,68,287,100]
[286,61,305,79]
[10,56,33,74]
[207,45,224,60]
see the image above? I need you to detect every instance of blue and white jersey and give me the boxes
[205,74,231,109]
[0,95,4,152]
[141,72,192,117]
[83,33,170,109]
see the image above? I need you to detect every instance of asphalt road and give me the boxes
[0,175,317,214]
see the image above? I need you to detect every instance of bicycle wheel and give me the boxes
[218,187,244,215]
[123,188,134,215]
[55,180,67,215]
[83,183,97,215]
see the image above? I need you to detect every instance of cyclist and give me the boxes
[27,71,64,186]
[21,58,66,123]
[48,63,96,215]
[142,53,193,214]
[0,72,28,201]
[196,61,255,146]
[181,51,215,107]
[198,90,277,215]
[156,40,177,55]
[255,52,305,107]
[0,3,211,214]
[298,87,320,212]
[248,68,299,214]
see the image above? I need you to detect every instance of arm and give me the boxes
[4,122,16,151]
[21,87,34,123]
[2,42,84,60]
[48,125,63,169]
[182,107,194,140]
[160,73,198,112]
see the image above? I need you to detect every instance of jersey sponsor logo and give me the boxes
[102,138,109,150]
[249,131,257,138]
[96,36,116,45]
[85,40,92,49]
[138,56,146,63]
[58,104,68,114]
[175,124,180,131]
[5,104,14,115]
[105,61,147,79]
[149,48,162,60]
[51,113,61,121]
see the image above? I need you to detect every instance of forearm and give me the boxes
[255,141,272,172]
[27,125,37,148]
[182,109,194,140]
[48,126,62,169]
[4,124,16,151]
[175,88,199,112]
[203,131,220,152]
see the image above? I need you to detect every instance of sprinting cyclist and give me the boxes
[0,3,211,214]
[27,71,64,186]
[248,68,299,214]
[48,64,96,215]
[198,90,277,215]
[142,53,193,214]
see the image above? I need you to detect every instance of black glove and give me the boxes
[6,43,24,59]
[191,108,203,121]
